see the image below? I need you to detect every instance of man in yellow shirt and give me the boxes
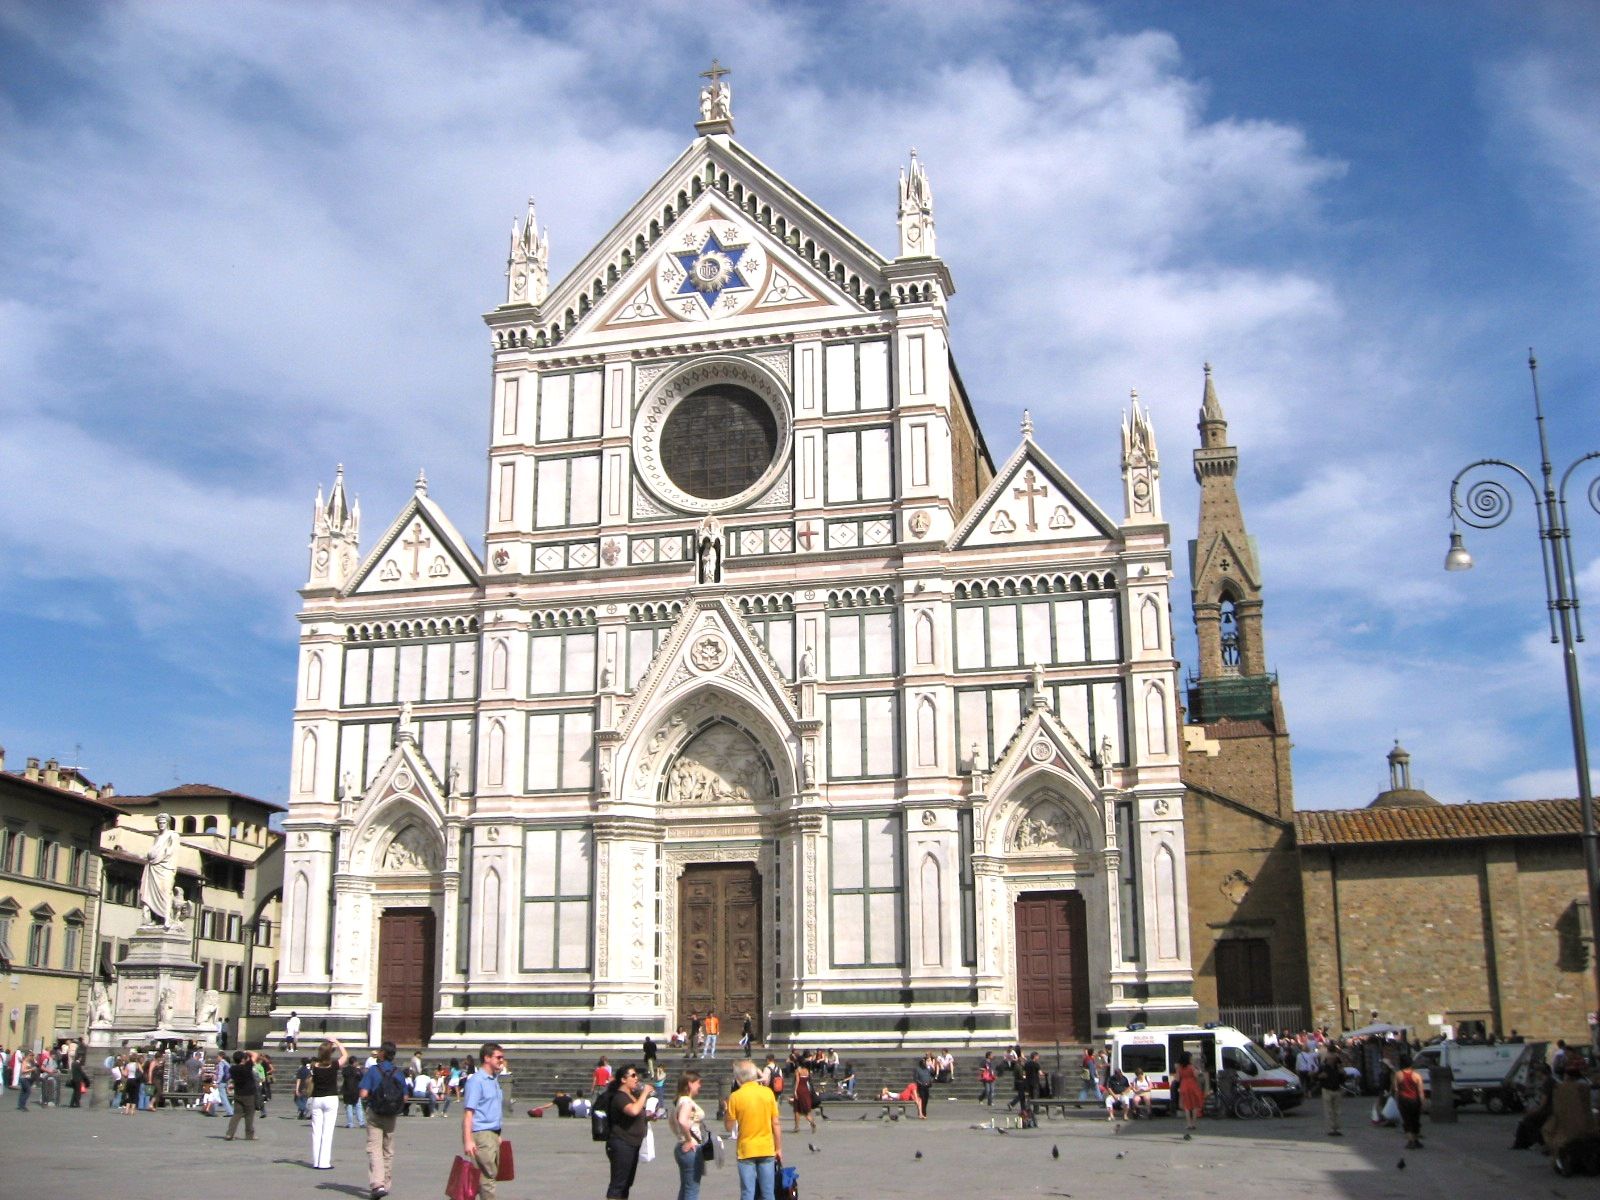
[724,1059,781,1200]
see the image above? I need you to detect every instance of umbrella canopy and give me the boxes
[128,1029,195,1043]
[1345,1022,1405,1038]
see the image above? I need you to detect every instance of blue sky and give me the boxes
[1,0,1597,811]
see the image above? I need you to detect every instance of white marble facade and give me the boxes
[275,98,1194,1049]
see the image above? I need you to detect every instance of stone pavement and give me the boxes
[0,1089,1569,1199]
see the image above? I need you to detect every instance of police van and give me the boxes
[1108,1023,1305,1111]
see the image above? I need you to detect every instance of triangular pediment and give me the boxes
[347,490,482,596]
[1189,529,1261,594]
[344,731,448,850]
[517,137,893,349]
[950,439,1119,549]
[617,596,801,740]
[986,700,1102,801]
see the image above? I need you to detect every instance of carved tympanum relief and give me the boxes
[664,722,773,805]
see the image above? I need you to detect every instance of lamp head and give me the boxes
[1444,530,1474,572]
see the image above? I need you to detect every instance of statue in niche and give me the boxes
[665,724,769,805]
[383,826,436,872]
[155,987,176,1027]
[798,645,815,679]
[696,515,723,584]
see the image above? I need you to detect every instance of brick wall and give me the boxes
[1299,838,1591,1040]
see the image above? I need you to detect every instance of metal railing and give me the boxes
[1216,1004,1307,1040]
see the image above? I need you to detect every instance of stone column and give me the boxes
[591,817,662,1016]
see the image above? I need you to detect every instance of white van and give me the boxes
[1109,1023,1306,1112]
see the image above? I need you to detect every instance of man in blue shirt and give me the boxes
[358,1041,404,1200]
[463,1042,507,1200]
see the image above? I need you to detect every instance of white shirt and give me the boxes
[285,1016,301,1037]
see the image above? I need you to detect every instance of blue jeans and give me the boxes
[138,1082,151,1110]
[703,1034,717,1057]
[736,1155,775,1200]
[16,1076,32,1109]
[345,1101,366,1127]
[674,1141,705,1200]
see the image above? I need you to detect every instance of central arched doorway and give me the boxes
[1014,890,1091,1041]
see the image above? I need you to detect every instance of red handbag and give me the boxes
[446,1154,481,1200]
[497,1139,515,1181]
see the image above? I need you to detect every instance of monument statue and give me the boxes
[90,981,114,1025]
[196,987,221,1028]
[140,812,180,926]
[155,986,176,1027]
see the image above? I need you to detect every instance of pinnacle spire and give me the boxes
[897,149,937,258]
[506,198,549,306]
[1201,361,1225,424]
[414,467,429,495]
[1021,409,1033,439]
[325,462,351,527]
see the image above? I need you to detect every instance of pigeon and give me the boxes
[1115,1153,1125,1160]
[1397,1159,1405,1170]
[1052,1144,1060,1159]
[858,1113,869,1121]
[1182,1132,1192,1141]
[914,1150,923,1160]
[808,1143,819,1154]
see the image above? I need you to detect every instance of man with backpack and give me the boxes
[359,1041,406,1200]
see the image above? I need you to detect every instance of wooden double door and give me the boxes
[678,864,762,1042]
[378,907,436,1048]
[1015,891,1091,1042]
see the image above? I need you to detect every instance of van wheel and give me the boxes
[1469,1088,1487,1107]
[1485,1092,1509,1115]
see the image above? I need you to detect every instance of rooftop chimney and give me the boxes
[42,758,60,787]
[101,782,116,799]
[25,757,40,780]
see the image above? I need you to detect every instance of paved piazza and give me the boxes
[0,1087,1567,1199]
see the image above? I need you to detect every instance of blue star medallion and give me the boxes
[673,231,750,312]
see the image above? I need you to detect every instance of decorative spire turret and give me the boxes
[506,198,549,307]
[415,467,429,496]
[307,464,360,591]
[1120,392,1162,523]
[897,149,937,258]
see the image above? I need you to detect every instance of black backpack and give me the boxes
[370,1062,406,1117]
[590,1088,611,1142]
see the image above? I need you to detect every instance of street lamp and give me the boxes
[1446,352,1600,1041]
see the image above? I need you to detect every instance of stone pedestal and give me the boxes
[86,922,211,1055]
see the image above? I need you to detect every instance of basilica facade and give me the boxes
[275,87,1195,1049]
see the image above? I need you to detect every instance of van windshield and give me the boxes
[1244,1041,1279,1071]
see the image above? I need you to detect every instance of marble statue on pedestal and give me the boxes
[140,813,180,926]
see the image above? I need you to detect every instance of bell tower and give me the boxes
[1189,365,1271,714]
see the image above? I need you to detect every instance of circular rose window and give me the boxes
[634,356,791,513]
[660,384,779,501]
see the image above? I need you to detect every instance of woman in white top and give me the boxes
[671,1070,707,1200]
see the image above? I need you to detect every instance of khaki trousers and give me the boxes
[1322,1088,1343,1133]
[472,1129,501,1200]
[366,1113,397,1189]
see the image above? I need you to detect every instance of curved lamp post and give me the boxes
[1446,352,1600,1040]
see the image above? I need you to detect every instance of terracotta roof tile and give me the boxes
[1295,799,1581,847]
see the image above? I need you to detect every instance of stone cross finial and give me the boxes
[698,59,733,128]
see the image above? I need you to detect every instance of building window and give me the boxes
[521,828,592,971]
[533,453,601,528]
[525,711,595,792]
[255,919,273,947]
[251,966,271,994]
[104,865,140,907]
[1215,937,1273,1008]
[0,900,18,970]
[1,829,25,875]
[34,838,60,882]
[223,963,242,993]
[202,855,246,896]
[954,596,1120,670]
[181,817,198,834]
[823,426,893,503]
[830,815,903,967]
[62,912,83,971]
[69,846,90,889]
[226,913,242,943]
[27,916,52,968]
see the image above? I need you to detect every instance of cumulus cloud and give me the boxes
[0,0,1593,804]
